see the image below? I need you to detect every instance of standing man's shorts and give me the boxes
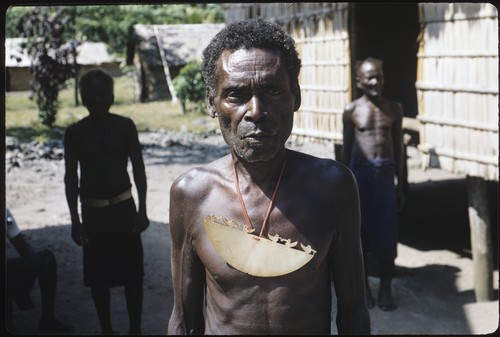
[81,198,144,287]
[350,158,398,260]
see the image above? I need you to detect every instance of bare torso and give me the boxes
[67,114,133,198]
[170,149,362,334]
[347,95,402,161]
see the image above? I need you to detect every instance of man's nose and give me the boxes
[244,95,267,122]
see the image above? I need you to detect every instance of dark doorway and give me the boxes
[349,3,419,118]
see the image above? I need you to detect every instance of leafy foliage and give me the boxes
[5,4,224,124]
[173,61,207,114]
[8,4,224,56]
[16,6,78,127]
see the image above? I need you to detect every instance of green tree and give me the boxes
[73,4,224,55]
[7,4,224,56]
[5,6,32,36]
[173,61,206,114]
[16,6,77,127]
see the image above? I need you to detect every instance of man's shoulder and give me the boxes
[171,155,230,196]
[65,117,88,136]
[287,150,356,195]
[343,101,357,113]
[109,113,134,124]
[288,150,350,177]
[107,113,138,134]
[388,100,404,114]
[68,116,88,128]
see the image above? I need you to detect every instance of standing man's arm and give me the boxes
[128,120,149,233]
[64,127,88,245]
[392,103,406,210]
[330,168,370,334]
[168,178,206,335]
[341,103,355,166]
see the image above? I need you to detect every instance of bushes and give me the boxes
[173,61,206,114]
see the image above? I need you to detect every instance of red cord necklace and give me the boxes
[233,157,287,238]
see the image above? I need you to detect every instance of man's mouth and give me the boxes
[243,131,275,139]
[242,126,278,138]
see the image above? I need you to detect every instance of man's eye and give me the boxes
[266,88,281,96]
[227,91,245,102]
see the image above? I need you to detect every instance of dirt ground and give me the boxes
[4,130,499,335]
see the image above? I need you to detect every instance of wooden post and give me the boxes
[466,175,494,302]
[153,26,177,103]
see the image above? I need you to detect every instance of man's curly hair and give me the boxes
[202,18,302,98]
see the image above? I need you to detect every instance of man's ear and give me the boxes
[206,91,217,118]
[355,76,362,89]
[110,93,115,106]
[293,82,301,112]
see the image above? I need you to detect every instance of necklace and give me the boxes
[204,154,317,277]
[233,157,286,238]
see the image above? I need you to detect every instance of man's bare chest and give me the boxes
[353,105,395,132]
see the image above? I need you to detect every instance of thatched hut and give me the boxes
[5,38,32,91]
[415,4,498,302]
[416,3,498,181]
[224,2,498,302]
[76,41,122,77]
[224,3,498,179]
[127,23,225,102]
[5,38,122,92]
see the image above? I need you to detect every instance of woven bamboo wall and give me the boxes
[416,3,498,181]
[224,3,351,143]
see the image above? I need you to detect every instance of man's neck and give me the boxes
[232,149,287,185]
[363,93,386,106]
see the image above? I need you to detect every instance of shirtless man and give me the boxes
[341,57,406,311]
[168,18,370,335]
[64,68,149,334]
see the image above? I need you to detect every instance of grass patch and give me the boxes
[5,73,218,142]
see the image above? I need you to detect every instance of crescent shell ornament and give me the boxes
[204,215,316,277]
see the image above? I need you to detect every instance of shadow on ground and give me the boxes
[5,221,172,335]
[399,177,498,263]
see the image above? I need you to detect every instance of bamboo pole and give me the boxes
[418,115,499,132]
[418,144,498,166]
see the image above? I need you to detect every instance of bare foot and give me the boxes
[378,289,397,311]
[38,317,76,333]
[365,286,376,309]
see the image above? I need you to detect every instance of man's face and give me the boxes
[209,48,300,162]
[356,61,384,97]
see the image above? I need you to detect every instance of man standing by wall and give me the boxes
[342,57,406,311]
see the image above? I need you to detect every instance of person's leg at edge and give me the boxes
[37,250,57,323]
[125,284,143,335]
[91,286,114,334]
[378,258,397,311]
[37,250,76,332]
[363,251,375,309]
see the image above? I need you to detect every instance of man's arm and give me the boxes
[127,120,149,232]
[341,103,355,166]
[392,102,406,210]
[63,127,87,245]
[168,176,206,335]
[330,167,371,334]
